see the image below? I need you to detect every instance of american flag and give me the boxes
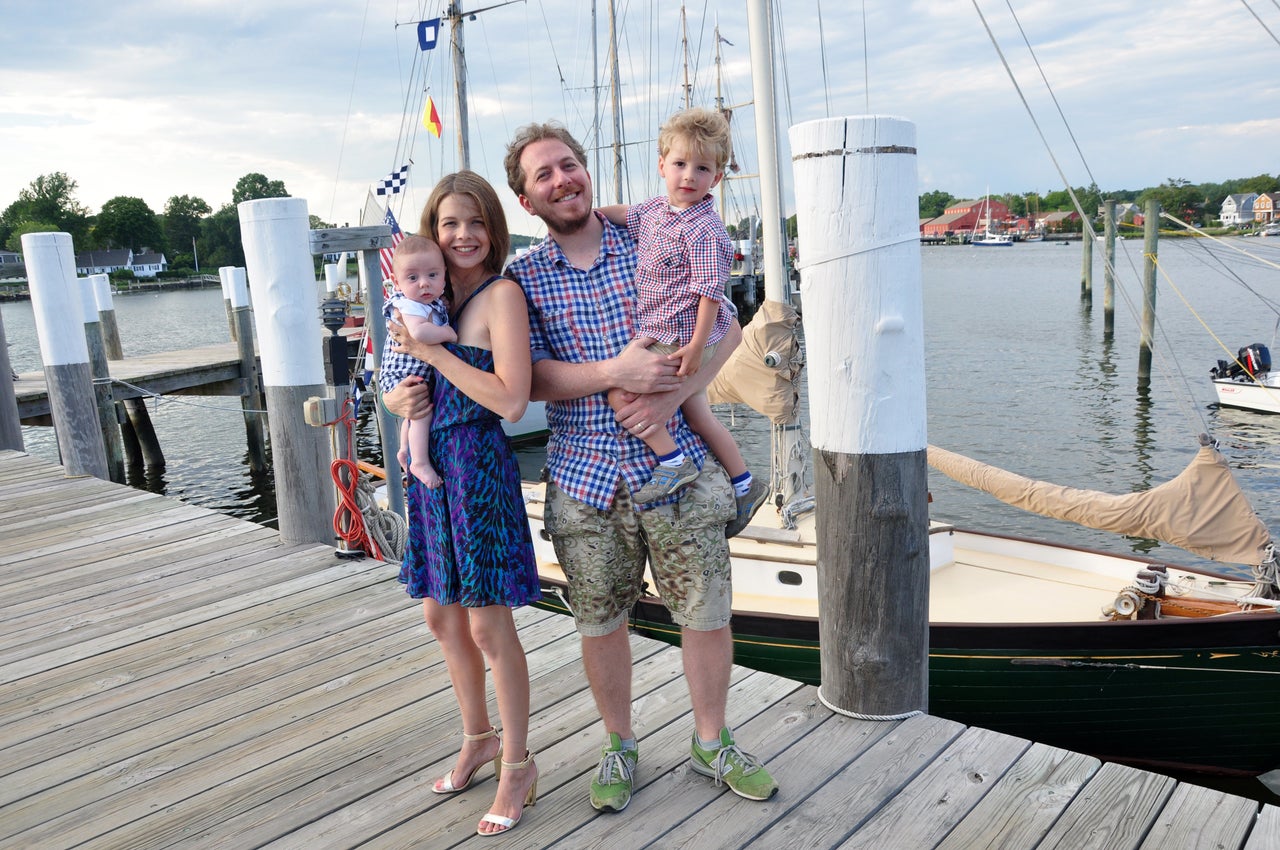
[378,204,404,282]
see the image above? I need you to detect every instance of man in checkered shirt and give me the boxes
[501,122,779,811]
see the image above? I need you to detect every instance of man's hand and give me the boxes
[608,336,684,394]
[614,387,682,438]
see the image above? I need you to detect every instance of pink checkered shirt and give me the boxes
[625,193,735,346]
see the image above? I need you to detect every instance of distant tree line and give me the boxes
[0,172,335,276]
[917,174,1280,226]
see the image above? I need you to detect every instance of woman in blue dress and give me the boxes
[382,171,540,837]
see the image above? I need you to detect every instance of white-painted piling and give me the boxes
[788,115,930,717]
[21,232,109,479]
[79,276,124,481]
[239,198,335,544]
[228,266,267,473]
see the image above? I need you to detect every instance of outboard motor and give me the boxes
[1212,343,1271,379]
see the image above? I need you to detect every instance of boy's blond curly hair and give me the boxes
[658,107,732,171]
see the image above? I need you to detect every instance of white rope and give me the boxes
[356,472,406,563]
[817,685,922,721]
[792,233,919,272]
[102,377,268,415]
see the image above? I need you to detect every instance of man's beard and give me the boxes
[537,194,592,236]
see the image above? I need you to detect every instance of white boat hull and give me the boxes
[1213,374,1280,414]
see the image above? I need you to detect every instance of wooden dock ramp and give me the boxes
[1,449,1277,848]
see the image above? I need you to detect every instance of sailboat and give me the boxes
[521,0,1280,779]
[972,192,1013,246]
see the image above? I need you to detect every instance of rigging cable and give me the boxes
[329,0,377,222]
[973,0,1214,440]
[1240,0,1280,48]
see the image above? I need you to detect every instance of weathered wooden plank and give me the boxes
[369,670,803,850]
[0,596,417,776]
[835,726,1031,849]
[750,712,967,849]
[1037,761,1175,850]
[1137,781,1258,849]
[264,628,679,849]
[0,557,396,714]
[0,503,227,565]
[125,614,586,848]
[572,693,877,850]
[6,612,584,847]
[0,544,356,658]
[0,523,274,612]
[933,742,1100,850]
[0,552,378,683]
[1245,804,1280,850]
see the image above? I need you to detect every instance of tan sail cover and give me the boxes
[928,443,1272,566]
[708,298,803,424]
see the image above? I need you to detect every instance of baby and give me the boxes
[386,234,456,487]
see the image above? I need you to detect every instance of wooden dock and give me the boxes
[2,448,1278,849]
[13,342,248,424]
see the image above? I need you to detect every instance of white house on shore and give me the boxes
[1220,193,1258,227]
[75,248,169,278]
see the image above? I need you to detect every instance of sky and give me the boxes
[2,0,1279,242]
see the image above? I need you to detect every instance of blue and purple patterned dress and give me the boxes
[398,278,540,608]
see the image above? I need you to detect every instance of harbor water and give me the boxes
[5,237,1280,576]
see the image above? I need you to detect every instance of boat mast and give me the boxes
[680,4,692,109]
[745,0,787,303]
[446,1,470,170]
[592,0,602,205]
[715,19,726,225]
[444,1,523,172]
[607,0,623,203]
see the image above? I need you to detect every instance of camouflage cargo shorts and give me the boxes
[543,458,736,637]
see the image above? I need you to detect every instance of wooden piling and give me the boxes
[79,277,125,482]
[1080,221,1093,301]
[1103,199,1116,335]
[788,115,930,717]
[228,267,268,474]
[218,266,238,342]
[1139,199,1159,381]
[93,273,162,468]
[21,232,109,479]
[239,197,335,545]
[0,309,23,452]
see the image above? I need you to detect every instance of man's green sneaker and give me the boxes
[589,733,639,812]
[689,728,778,801]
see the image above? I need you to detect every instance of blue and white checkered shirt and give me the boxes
[507,213,706,511]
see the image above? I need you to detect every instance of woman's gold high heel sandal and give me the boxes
[431,727,501,794]
[477,750,537,836]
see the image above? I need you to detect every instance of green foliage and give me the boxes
[5,219,60,253]
[200,204,246,268]
[164,194,211,259]
[96,196,164,252]
[232,173,289,204]
[0,172,91,248]
[918,190,956,219]
[1138,178,1204,224]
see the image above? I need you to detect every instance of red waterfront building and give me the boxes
[920,198,1011,239]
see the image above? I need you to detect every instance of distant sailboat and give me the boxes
[972,191,1012,246]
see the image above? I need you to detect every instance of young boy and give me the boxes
[601,106,767,536]
[386,234,456,487]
